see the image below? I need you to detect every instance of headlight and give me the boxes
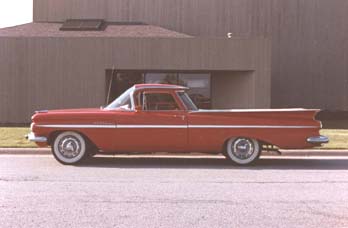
[30,123,35,131]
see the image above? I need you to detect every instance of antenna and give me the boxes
[106,66,116,105]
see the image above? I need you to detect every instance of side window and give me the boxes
[142,93,179,111]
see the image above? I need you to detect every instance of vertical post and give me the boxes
[106,66,116,105]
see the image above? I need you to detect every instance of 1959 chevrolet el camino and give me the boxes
[27,84,329,165]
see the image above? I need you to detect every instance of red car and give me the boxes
[27,84,328,165]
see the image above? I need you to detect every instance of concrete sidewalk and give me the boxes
[1,148,348,156]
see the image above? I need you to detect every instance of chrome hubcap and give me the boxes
[58,136,81,159]
[232,138,255,160]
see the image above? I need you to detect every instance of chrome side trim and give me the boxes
[188,125,318,129]
[307,135,329,144]
[36,124,318,129]
[27,132,47,143]
[118,125,188,129]
[35,110,48,113]
[36,124,116,129]
[191,108,320,113]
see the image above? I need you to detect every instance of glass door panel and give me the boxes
[178,73,211,109]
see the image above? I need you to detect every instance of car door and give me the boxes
[113,91,188,152]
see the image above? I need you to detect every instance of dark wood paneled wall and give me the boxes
[271,0,348,110]
[33,0,348,110]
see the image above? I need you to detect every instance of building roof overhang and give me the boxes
[0,22,192,38]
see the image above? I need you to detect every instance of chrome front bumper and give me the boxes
[26,132,47,143]
[307,135,329,144]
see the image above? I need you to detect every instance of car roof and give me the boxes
[133,84,189,90]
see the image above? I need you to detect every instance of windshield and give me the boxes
[105,87,133,110]
[177,91,198,111]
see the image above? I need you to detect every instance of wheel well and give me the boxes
[222,138,229,154]
[222,136,275,152]
[47,131,63,146]
[47,130,98,151]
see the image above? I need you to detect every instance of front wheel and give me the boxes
[225,137,261,165]
[52,131,87,165]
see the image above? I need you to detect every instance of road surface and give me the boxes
[1,154,348,228]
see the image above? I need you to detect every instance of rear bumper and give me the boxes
[307,135,329,144]
[26,132,47,143]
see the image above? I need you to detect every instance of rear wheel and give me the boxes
[52,131,87,165]
[225,137,261,165]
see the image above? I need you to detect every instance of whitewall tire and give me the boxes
[225,137,261,165]
[52,131,87,165]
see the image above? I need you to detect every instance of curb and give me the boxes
[0,148,50,155]
[1,148,348,156]
[267,150,348,157]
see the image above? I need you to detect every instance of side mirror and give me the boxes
[134,105,142,112]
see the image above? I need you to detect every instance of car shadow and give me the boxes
[77,156,348,170]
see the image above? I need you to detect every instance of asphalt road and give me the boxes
[1,155,348,228]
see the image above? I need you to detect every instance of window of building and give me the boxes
[105,70,211,109]
[145,73,178,84]
[178,73,211,109]
[144,72,211,109]
[105,70,143,104]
